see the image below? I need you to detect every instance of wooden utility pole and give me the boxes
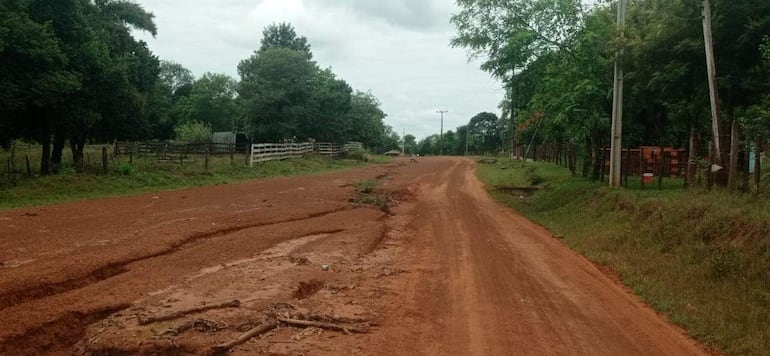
[437,110,448,155]
[609,0,627,187]
[703,0,723,166]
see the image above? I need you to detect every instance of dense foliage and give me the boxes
[0,4,393,175]
[445,0,770,186]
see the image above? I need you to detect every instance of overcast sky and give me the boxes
[134,0,503,140]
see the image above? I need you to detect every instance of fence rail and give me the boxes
[114,141,249,158]
[250,141,362,165]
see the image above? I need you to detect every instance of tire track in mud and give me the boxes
[0,227,352,355]
[0,207,353,311]
[0,304,131,356]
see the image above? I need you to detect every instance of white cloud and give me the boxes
[135,0,503,139]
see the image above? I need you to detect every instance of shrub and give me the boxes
[174,120,213,144]
[343,148,370,162]
[119,163,135,176]
[525,165,544,185]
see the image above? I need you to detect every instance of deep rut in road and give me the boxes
[1,304,131,356]
[0,207,353,311]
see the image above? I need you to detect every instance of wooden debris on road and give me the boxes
[277,317,369,334]
[139,299,240,325]
[212,320,279,353]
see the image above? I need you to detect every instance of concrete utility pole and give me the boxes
[609,0,627,187]
[702,0,723,166]
[437,110,448,155]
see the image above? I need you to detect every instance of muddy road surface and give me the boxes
[0,158,708,355]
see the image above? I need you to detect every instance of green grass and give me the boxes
[0,147,390,210]
[476,160,770,356]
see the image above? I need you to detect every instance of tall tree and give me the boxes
[259,22,312,59]
[238,47,317,141]
[346,91,387,150]
[468,112,502,153]
[173,73,239,132]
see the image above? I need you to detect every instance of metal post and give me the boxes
[609,0,627,187]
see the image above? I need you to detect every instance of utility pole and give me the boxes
[465,128,469,156]
[702,0,723,166]
[437,110,448,155]
[609,0,627,187]
[402,128,406,155]
[510,80,516,161]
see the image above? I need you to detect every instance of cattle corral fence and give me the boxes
[112,141,365,166]
[250,141,364,165]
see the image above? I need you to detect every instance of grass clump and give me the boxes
[476,160,770,355]
[352,178,390,213]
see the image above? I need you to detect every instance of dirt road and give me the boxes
[0,157,708,355]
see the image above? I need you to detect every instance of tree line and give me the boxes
[1,1,398,175]
[445,0,769,189]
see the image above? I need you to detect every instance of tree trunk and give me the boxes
[51,130,65,174]
[40,130,51,175]
[70,136,86,168]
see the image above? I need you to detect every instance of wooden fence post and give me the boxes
[25,155,31,176]
[204,144,210,171]
[640,148,645,190]
[657,150,665,190]
[102,146,108,174]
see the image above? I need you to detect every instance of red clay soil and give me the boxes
[0,158,711,355]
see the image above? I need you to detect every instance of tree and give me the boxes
[303,68,352,143]
[238,47,317,141]
[173,73,239,132]
[468,112,502,153]
[238,23,367,145]
[346,91,387,150]
[451,0,584,79]
[380,125,401,152]
[0,0,78,159]
[403,134,417,154]
[259,22,312,59]
[159,60,194,94]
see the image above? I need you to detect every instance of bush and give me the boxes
[343,148,371,162]
[525,165,544,185]
[174,120,212,144]
[119,163,135,176]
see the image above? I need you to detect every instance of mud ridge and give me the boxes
[0,304,130,356]
[0,207,354,311]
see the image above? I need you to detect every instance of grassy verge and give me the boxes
[476,160,770,355]
[0,154,389,210]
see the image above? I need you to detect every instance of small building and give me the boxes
[212,132,249,153]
